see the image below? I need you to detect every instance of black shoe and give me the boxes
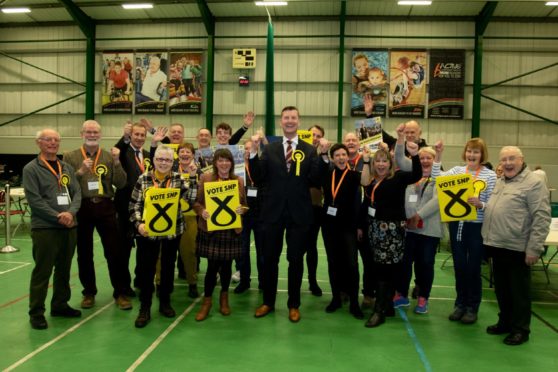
[325,299,342,313]
[159,303,176,318]
[365,312,385,328]
[487,323,511,335]
[51,306,82,318]
[309,283,323,297]
[460,310,478,325]
[234,282,250,294]
[448,307,466,321]
[30,315,48,330]
[135,308,151,328]
[350,304,364,320]
[188,284,199,298]
[503,332,529,346]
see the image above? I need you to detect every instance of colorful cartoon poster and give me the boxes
[143,188,180,236]
[101,52,134,113]
[168,52,203,114]
[351,50,389,117]
[134,52,168,114]
[389,50,427,118]
[195,145,245,179]
[204,180,242,232]
[428,49,465,119]
[435,174,478,222]
[355,117,382,153]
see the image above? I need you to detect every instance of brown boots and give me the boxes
[195,292,231,321]
[195,297,212,321]
[219,292,231,316]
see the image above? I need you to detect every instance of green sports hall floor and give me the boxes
[1,224,557,372]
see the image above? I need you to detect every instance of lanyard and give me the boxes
[133,148,144,173]
[367,178,384,204]
[245,161,254,186]
[40,155,62,189]
[415,177,431,198]
[151,175,172,189]
[348,154,361,171]
[331,167,349,204]
[465,166,481,179]
[80,146,102,173]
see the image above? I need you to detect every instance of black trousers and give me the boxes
[261,209,309,309]
[489,246,532,334]
[77,198,125,298]
[136,236,179,306]
[322,221,359,302]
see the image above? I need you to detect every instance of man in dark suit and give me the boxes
[249,106,329,322]
[114,120,151,295]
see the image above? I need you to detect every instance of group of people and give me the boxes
[23,102,550,346]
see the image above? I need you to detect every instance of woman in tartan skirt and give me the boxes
[193,148,247,321]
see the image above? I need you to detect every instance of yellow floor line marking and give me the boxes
[126,297,201,372]
[4,301,113,372]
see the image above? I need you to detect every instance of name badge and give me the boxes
[88,181,99,191]
[409,194,418,203]
[57,194,70,205]
[327,206,338,216]
[247,186,258,198]
[368,207,376,217]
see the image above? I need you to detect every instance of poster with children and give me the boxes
[388,50,427,118]
[351,50,389,117]
[101,52,134,114]
[134,52,168,115]
[355,117,383,153]
[168,52,203,114]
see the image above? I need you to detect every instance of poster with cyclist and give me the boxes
[101,51,134,114]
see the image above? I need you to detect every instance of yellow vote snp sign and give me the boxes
[297,130,313,145]
[204,180,242,232]
[144,187,180,236]
[436,174,478,222]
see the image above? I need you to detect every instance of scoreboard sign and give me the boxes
[232,49,256,69]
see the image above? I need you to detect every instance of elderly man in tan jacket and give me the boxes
[482,146,551,346]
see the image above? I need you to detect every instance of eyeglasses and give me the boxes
[39,137,61,143]
[155,158,173,163]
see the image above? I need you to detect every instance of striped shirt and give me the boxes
[129,171,197,240]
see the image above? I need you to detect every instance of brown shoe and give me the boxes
[254,304,274,318]
[195,297,212,321]
[115,295,132,310]
[81,295,95,309]
[289,308,301,323]
[219,292,231,316]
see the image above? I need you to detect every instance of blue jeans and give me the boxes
[449,222,484,313]
[397,232,439,299]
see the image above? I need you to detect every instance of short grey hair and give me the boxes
[500,146,524,159]
[154,145,175,159]
[81,120,101,132]
[36,128,60,140]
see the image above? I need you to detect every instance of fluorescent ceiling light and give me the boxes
[255,1,288,6]
[122,3,154,9]
[546,2,558,6]
[1,8,31,13]
[398,1,432,5]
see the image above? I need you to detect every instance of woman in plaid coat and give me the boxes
[193,148,247,321]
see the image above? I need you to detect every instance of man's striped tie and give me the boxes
[285,140,293,172]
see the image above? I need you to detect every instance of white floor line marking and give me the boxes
[4,301,114,372]
[127,297,201,372]
[0,262,31,274]
[0,260,32,265]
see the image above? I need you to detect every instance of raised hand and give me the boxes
[243,111,255,128]
[364,93,373,116]
[406,141,419,156]
[123,120,133,138]
[110,147,121,163]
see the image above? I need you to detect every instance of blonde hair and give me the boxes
[369,149,395,180]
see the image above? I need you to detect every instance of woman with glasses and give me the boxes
[193,148,248,321]
[129,145,198,328]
